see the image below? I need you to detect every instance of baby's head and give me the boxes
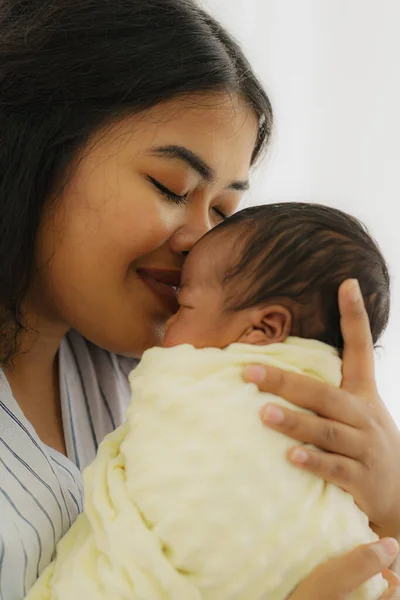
[163,203,390,351]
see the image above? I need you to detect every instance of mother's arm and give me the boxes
[287,539,400,600]
[243,280,400,543]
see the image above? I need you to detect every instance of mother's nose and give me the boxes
[169,216,212,255]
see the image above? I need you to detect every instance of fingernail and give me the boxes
[262,405,285,424]
[243,365,265,384]
[347,279,362,303]
[377,538,399,559]
[290,448,309,464]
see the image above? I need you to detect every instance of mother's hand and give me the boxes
[288,538,400,600]
[243,280,400,540]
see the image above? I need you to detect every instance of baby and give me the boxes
[163,202,389,351]
[27,203,390,600]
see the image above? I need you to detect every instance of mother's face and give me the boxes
[31,93,259,357]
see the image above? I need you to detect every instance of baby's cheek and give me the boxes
[164,313,178,334]
[164,308,210,348]
[162,314,190,347]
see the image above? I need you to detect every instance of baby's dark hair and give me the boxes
[211,203,390,350]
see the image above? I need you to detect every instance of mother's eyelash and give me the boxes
[213,207,227,220]
[147,175,188,206]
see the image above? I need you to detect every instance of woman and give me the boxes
[0,0,399,598]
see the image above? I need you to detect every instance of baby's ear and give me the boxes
[238,305,292,345]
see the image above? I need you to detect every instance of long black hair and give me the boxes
[0,0,273,365]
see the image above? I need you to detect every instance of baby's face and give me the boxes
[163,234,291,349]
[163,239,245,349]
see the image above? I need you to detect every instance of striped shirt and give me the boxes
[0,330,137,600]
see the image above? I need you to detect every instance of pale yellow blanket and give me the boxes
[26,338,386,600]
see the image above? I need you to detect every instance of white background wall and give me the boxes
[203,0,400,421]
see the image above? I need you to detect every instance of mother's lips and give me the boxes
[137,268,181,287]
[137,268,181,313]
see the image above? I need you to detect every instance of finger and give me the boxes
[244,365,364,427]
[287,446,361,492]
[293,539,399,599]
[381,586,400,599]
[381,569,400,598]
[339,279,377,395]
[260,404,364,456]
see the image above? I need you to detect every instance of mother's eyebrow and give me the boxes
[148,144,249,191]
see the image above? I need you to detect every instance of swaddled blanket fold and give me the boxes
[26,338,386,600]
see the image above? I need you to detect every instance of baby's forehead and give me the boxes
[182,231,236,290]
